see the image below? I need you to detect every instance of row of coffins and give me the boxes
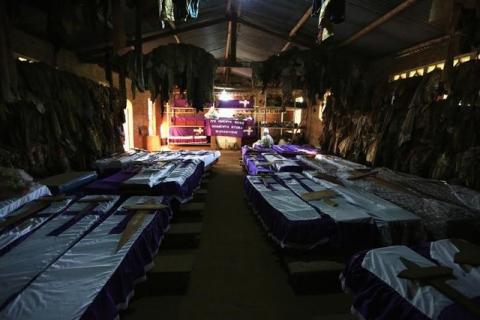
[241,144,318,175]
[243,151,480,319]
[298,154,480,241]
[244,172,422,250]
[0,149,220,319]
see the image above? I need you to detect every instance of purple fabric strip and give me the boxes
[47,210,98,236]
[84,168,141,194]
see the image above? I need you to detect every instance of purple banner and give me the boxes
[206,118,256,138]
[215,99,253,109]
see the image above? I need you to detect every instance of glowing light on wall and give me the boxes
[218,108,235,118]
[295,96,304,103]
[218,89,233,101]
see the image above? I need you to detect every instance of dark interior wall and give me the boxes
[318,60,480,190]
[0,61,125,177]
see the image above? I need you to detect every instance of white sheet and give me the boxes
[0,195,119,308]
[275,173,372,223]
[0,197,74,251]
[0,196,166,320]
[122,162,177,188]
[179,150,221,168]
[0,184,51,219]
[94,150,149,171]
[304,170,421,245]
[430,240,480,293]
[246,175,320,221]
[362,245,480,319]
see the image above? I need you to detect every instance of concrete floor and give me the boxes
[123,151,353,320]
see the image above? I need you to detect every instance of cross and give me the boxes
[115,201,168,253]
[243,126,253,136]
[193,127,204,135]
[398,257,480,318]
[0,194,71,229]
[240,100,250,108]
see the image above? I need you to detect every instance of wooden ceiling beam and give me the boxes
[237,17,314,49]
[339,0,418,48]
[281,6,313,52]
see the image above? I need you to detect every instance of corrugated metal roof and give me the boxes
[150,0,446,62]
[53,0,446,63]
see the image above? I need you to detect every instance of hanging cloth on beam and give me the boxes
[159,0,175,21]
[187,0,200,19]
[0,2,17,103]
[312,0,345,42]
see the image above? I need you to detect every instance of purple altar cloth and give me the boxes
[169,126,205,137]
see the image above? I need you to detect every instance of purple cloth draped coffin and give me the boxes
[84,160,204,203]
[342,240,480,320]
[272,144,318,157]
[244,175,336,249]
[0,196,172,320]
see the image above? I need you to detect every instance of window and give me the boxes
[123,100,134,150]
[391,52,478,81]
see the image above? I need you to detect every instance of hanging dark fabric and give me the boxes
[0,1,17,104]
[134,0,145,92]
[112,0,127,55]
[159,0,175,21]
[174,0,188,21]
[187,0,200,19]
[312,0,345,42]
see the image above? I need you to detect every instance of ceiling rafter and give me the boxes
[236,17,314,49]
[339,0,418,48]
[280,5,313,52]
